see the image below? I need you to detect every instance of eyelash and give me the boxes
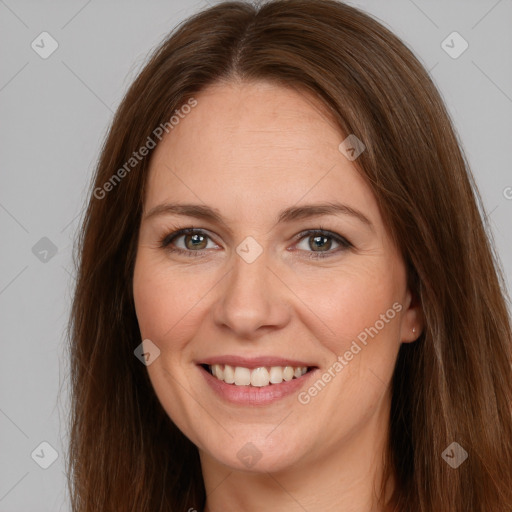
[159,226,353,260]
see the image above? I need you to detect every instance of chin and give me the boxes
[207,442,302,474]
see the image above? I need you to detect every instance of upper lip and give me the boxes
[198,355,317,369]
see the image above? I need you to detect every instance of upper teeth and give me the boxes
[210,364,308,387]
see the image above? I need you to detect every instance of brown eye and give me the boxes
[183,232,208,250]
[161,228,218,256]
[294,229,352,259]
[160,227,351,259]
[308,234,334,252]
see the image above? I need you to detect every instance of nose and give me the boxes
[212,246,291,340]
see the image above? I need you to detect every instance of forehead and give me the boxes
[144,80,380,229]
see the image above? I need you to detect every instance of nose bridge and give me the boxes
[214,238,288,336]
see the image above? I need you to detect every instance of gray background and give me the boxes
[0,0,511,510]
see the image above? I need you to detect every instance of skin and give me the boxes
[132,79,423,512]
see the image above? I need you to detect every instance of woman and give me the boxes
[67,0,512,510]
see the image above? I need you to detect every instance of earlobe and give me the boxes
[400,287,424,343]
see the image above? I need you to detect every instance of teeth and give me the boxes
[234,366,251,386]
[212,364,223,380]
[251,367,270,387]
[269,366,283,384]
[223,364,235,384]
[283,366,294,381]
[208,364,310,387]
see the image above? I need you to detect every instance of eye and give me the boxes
[160,228,219,256]
[293,229,352,259]
[159,227,352,259]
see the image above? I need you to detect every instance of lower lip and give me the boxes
[199,365,318,406]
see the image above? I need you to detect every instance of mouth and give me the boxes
[197,357,320,405]
[200,363,316,387]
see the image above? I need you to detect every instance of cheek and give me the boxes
[304,259,404,358]
[132,252,220,367]
[132,253,188,341]
[132,254,202,433]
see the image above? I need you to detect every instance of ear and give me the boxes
[399,285,424,343]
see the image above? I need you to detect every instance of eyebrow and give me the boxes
[143,201,374,232]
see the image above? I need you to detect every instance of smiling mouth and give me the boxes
[201,363,315,387]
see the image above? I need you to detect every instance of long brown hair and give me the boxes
[66,0,512,510]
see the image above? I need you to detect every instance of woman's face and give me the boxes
[133,80,421,474]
